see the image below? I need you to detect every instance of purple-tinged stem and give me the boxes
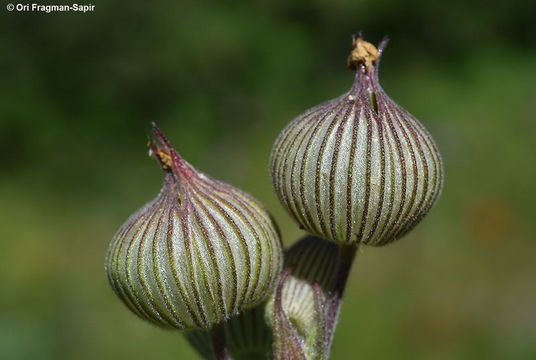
[210,323,231,360]
[325,243,358,345]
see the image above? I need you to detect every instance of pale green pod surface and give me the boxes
[105,126,283,330]
[270,38,444,246]
[267,236,341,360]
[267,236,338,333]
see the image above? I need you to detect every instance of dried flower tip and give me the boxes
[347,36,379,71]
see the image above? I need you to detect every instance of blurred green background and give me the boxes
[1,0,535,359]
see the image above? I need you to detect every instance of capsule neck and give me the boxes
[149,124,197,183]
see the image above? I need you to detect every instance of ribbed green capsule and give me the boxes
[270,37,444,246]
[106,126,283,330]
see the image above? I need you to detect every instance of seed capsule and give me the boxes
[270,37,444,246]
[106,126,283,330]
